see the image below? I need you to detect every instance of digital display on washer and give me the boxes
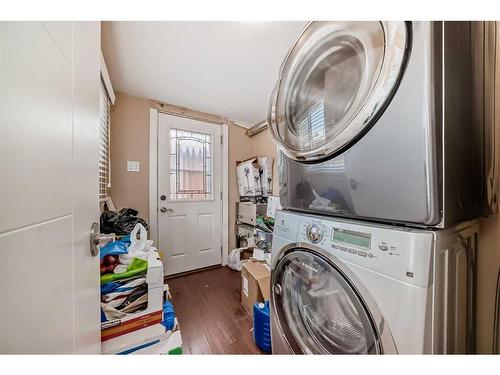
[333,229,371,249]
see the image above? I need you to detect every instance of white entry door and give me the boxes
[158,114,222,276]
[0,22,101,353]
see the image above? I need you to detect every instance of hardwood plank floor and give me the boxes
[167,266,264,354]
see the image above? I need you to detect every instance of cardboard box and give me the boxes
[236,158,262,201]
[101,248,165,345]
[236,202,268,226]
[258,156,273,197]
[129,330,183,355]
[101,322,166,354]
[103,319,182,355]
[241,261,271,318]
[239,247,253,260]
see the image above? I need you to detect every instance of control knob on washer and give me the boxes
[306,223,323,243]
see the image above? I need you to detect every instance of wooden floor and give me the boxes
[167,266,264,354]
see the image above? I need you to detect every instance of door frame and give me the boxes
[148,108,229,266]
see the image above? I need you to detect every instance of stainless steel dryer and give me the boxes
[268,21,498,228]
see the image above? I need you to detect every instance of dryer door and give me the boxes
[272,245,396,354]
[269,21,411,162]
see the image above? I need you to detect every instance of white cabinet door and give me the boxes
[0,22,101,353]
[157,114,222,276]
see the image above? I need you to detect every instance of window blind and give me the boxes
[297,100,325,147]
[99,78,111,202]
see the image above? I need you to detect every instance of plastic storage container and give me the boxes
[253,301,271,353]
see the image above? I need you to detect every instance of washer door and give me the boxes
[269,21,411,162]
[272,246,395,354]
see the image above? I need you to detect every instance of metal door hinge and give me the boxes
[220,190,223,200]
[220,135,223,145]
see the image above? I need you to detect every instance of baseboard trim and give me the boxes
[164,264,223,280]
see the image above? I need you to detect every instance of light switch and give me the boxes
[127,161,140,172]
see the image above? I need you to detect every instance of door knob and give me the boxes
[89,222,113,257]
[90,222,99,257]
[160,207,173,213]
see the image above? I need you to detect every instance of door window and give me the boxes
[273,250,379,354]
[269,21,410,161]
[169,128,213,200]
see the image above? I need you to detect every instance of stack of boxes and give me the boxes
[236,156,273,202]
[100,247,182,355]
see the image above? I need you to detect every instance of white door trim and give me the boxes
[221,123,229,266]
[148,109,229,265]
[149,108,159,245]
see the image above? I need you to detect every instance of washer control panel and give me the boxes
[299,220,404,262]
[291,212,434,287]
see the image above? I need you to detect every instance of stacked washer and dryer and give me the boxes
[268,21,498,354]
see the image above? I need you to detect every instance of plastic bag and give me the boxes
[101,291,148,321]
[100,257,148,284]
[101,277,146,302]
[99,235,130,260]
[118,223,152,265]
[100,208,149,235]
[162,301,176,331]
[115,284,148,310]
[228,248,249,271]
[128,223,152,253]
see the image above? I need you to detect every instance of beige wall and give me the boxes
[109,92,150,219]
[109,92,278,252]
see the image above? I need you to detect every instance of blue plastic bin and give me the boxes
[253,300,271,353]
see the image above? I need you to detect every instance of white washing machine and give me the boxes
[270,210,478,354]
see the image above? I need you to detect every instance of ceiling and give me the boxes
[101,21,307,126]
